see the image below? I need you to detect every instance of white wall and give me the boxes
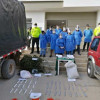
[64,0,100,7]
[26,12,45,30]
[26,12,45,48]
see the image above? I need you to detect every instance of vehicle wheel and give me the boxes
[87,61,95,78]
[1,59,16,79]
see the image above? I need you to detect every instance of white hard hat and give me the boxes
[75,25,80,30]
[63,27,66,31]
[67,28,71,33]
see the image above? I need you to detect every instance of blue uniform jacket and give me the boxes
[65,34,75,52]
[84,29,93,42]
[73,30,83,45]
[39,34,47,49]
[61,31,68,39]
[46,29,53,43]
[55,29,62,35]
[55,38,65,54]
[50,34,58,50]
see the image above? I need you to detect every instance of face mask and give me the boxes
[49,28,52,30]
[34,25,37,28]
[59,36,62,38]
[63,27,66,31]
[53,32,55,34]
[68,30,71,33]
[52,30,55,34]
[57,26,59,29]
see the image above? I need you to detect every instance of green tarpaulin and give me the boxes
[0,0,27,56]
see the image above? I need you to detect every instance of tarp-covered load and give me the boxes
[0,0,27,56]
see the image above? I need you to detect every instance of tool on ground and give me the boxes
[30,93,42,100]
[12,98,18,100]
[47,98,54,100]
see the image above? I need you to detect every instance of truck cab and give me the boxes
[87,36,100,79]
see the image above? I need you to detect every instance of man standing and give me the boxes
[83,24,93,52]
[30,23,41,54]
[61,27,68,39]
[73,25,83,55]
[46,26,53,44]
[94,23,100,36]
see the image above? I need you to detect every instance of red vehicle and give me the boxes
[0,0,27,79]
[87,36,100,79]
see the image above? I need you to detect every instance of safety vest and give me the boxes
[31,27,41,38]
[94,26,100,36]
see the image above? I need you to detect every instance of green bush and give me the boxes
[20,55,45,73]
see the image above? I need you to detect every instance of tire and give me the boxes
[87,61,95,78]
[1,59,16,79]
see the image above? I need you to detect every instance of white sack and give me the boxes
[64,61,79,79]
[20,70,32,79]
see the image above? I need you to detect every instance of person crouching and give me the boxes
[39,31,47,57]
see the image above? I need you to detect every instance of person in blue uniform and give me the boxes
[55,33,65,55]
[65,29,75,55]
[61,27,68,39]
[73,26,83,55]
[39,31,47,57]
[50,29,58,57]
[83,24,93,51]
[46,26,53,43]
[55,25,62,35]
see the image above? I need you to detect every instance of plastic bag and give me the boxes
[64,61,79,79]
[65,61,75,68]
[20,70,32,79]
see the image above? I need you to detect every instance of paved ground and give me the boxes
[0,72,100,100]
[0,49,99,100]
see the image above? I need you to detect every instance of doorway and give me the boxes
[26,18,32,29]
[46,20,67,29]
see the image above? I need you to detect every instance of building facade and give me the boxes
[18,0,100,31]
[19,0,100,31]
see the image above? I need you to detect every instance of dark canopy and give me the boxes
[0,0,27,56]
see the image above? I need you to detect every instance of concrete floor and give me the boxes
[0,72,100,100]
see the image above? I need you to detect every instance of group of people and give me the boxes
[28,22,99,57]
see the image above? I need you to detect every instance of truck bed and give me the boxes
[0,0,27,56]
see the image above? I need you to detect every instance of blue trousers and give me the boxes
[40,48,46,55]
[66,51,73,55]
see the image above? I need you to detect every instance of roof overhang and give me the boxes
[19,0,100,12]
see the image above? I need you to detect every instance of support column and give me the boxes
[96,10,100,26]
